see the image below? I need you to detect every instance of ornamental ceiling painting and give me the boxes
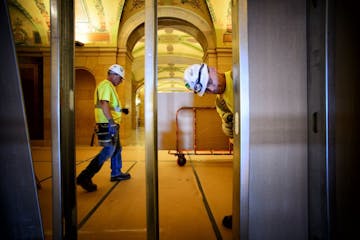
[7,0,232,92]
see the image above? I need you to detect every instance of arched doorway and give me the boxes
[75,69,96,145]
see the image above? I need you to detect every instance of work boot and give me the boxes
[76,176,97,192]
[222,215,232,229]
[110,172,131,182]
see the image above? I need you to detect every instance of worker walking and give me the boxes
[76,64,131,192]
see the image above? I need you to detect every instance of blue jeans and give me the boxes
[79,128,123,179]
[97,136,122,177]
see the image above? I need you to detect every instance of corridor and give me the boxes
[32,128,233,239]
[4,0,357,239]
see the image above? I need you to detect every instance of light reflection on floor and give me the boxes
[33,127,233,239]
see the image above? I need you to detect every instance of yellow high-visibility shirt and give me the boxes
[215,71,234,138]
[222,71,233,113]
[94,79,122,124]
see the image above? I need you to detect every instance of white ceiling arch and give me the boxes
[130,27,203,93]
[117,6,216,53]
[118,5,216,93]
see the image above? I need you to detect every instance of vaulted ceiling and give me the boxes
[7,0,232,92]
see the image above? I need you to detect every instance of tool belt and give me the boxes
[94,123,119,146]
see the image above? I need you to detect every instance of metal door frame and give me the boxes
[232,0,250,239]
[307,0,335,239]
[144,0,159,239]
[50,0,77,239]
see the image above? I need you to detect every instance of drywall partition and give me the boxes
[248,0,308,239]
[0,0,44,238]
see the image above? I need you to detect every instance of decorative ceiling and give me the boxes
[7,0,232,93]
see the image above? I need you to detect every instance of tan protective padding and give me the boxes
[158,92,229,151]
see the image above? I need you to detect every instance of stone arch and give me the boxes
[117,6,216,129]
[117,6,216,53]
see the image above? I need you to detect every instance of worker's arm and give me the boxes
[215,97,233,138]
[100,100,117,137]
[100,100,112,121]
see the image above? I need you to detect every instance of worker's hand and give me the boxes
[108,119,118,136]
[121,108,129,115]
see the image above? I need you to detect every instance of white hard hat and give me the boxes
[108,64,125,78]
[184,63,209,96]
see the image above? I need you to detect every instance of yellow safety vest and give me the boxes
[94,79,122,124]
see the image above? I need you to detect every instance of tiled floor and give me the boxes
[32,128,233,239]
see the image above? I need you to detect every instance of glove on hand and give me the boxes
[108,119,117,136]
[121,108,129,115]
